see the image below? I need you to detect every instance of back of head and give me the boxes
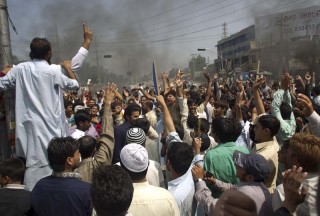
[280,102,292,120]
[167,142,193,176]
[212,117,243,143]
[132,118,150,134]
[258,115,280,137]
[289,133,320,173]
[187,115,198,129]
[198,118,209,133]
[120,144,149,182]
[78,135,97,159]
[29,38,51,60]
[0,158,25,184]
[74,110,91,127]
[124,104,141,121]
[91,165,133,216]
[48,137,79,172]
[200,133,211,152]
[126,127,146,146]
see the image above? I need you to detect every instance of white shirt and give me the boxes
[129,181,180,216]
[71,129,85,140]
[168,170,195,216]
[0,47,88,168]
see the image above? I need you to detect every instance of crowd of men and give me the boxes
[0,25,320,216]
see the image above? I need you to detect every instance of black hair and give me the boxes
[91,104,100,112]
[124,104,141,121]
[0,158,25,183]
[197,118,210,133]
[47,137,79,172]
[120,161,148,182]
[280,102,292,120]
[132,118,150,134]
[91,165,133,216]
[78,136,97,159]
[187,92,201,105]
[212,117,243,143]
[29,38,51,60]
[187,115,198,129]
[166,90,177,97]
[214,100,228,115]
[127,98,136,104]
[145,101,154,111]
[167,142,193,175]
[258,115,280,137]
[312,86,320,95]
[74,110,91,127]
[200,133,211,152]
[64,101,73,109]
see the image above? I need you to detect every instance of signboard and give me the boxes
[255,6,320,44]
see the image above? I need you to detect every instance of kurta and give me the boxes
[0,47,88,189]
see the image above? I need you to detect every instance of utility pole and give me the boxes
[222,23,228,39]
[0,0,14,159]
[191,54,196,81]
[55,25,60,63]
[94,37,101,86]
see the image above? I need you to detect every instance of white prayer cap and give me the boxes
[120,144,148,172]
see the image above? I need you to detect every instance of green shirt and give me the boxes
[271,89,296,146]
[204,142,249,197]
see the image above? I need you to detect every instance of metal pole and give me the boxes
[0,0,15,159]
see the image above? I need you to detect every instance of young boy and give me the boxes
[0,158,33,215]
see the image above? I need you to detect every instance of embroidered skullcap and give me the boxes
[120,143,148,172]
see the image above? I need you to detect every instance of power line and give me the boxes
[141,0,315,42]
[104,0,200,33]
[139,0,312,40]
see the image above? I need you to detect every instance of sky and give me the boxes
[7,0,319,79]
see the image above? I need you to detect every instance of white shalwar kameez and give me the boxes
[0,47,88,190]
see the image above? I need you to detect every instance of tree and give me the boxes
[188,55,206,73]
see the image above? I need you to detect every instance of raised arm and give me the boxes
[156,95,175,134]
[252,78,265,115]
[203,72,213,106]
[93,83,116,166]
[70,24,93,72]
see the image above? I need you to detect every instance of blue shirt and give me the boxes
[31,176,92,216]
[113,121,131,164]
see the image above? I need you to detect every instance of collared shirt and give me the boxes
[204,142,249,197]
[128,181,180,216]
[168,170,195,216]
[272,174,319,216]
[271,89,296,145]
[0,47,88,169]
[252,139,279,193]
